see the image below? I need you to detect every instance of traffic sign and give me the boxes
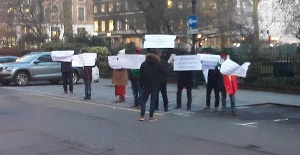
[187,29,198,35]
[187,15,198,28]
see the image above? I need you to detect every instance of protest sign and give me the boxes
[118,54,145,69]
[143,34,176,48]
[108,56,121,69]
[220,59,250,77]
[198,54,220,70]
[173,55,202,71]
[51,50,74,62]
[72,53,97,67]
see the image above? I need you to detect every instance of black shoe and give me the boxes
[175,106,181,109]
[187,107,191,111]
[164,108,169,112]
[154,107,159,111]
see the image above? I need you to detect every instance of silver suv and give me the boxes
[0,52,81,86]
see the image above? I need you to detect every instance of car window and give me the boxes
[38,55,51,62]
[18,54,39,62]
[0,58,7,63]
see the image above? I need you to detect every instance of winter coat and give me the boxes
[157,59,171,84]
[139,53,161,88]
[207,69,220,87]
[112,69,128,86]
[223,75,238,95]
[82,66,92,80]
[61,62,72,72]
[177,71,193,88]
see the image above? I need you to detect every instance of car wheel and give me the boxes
[72,72,78,84]
[49,79,60,84]
[0,81,11,86]
[14,71,29,86]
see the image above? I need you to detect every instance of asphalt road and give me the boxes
[0,81,300,155]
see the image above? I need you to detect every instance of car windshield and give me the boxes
[17,54,39,63]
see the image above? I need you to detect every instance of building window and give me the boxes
[51,5,59,22]
[178,2,183,9]
[116,2,121,12]
[94,21,99,32]
[109,20,114,31]
[126,37,131,43]
[135,38,140,47]
[116,20,121,31]
[168,0,173,9]
[78,7,85,22]
[101,21,106,32]
[7,7,13,13]
[125,1,129,10]
[51,27,60,40]
[109,3,113,12]
[78,0,84,2]
[125,19,129,30]
[101,4,105,12]
[94,6,98,13]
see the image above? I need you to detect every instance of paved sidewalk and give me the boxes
[4,78,300,113]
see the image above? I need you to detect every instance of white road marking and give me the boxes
[237,106,250,109]
[233,122,257,128]
[274,118,288,122]
[22,92,165,116]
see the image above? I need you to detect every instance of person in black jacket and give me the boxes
[61,61,73,94]
[138,50,161,121]
[175,71,193,111]
[205,68,221,111]
[154,50,172,112]
[81,49,93,100]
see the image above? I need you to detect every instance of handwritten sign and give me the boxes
[118,54,145,69]
[51,50,74,62]
[173,55,202,71]
[71,53,97,67]
[143,34,176,48]
[108,56,121,69]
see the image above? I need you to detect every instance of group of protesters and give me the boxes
[110,48,238,122]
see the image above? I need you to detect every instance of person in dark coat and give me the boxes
[138,50,161,121]
[61,61,73,94]
[129,48,143,108]
[175,71,193,111]
[154,50,172,112]
[205,68,221,111]
[81,49,93,100]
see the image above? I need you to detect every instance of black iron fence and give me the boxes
[230,52,300,88]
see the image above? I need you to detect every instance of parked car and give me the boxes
[0,56,19,63]
[0,52,81,86]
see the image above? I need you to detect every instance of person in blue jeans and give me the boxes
[80,49,93,100]
[130,69,143,107]
[138,49,162,121]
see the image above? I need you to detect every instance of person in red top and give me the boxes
[219,54,238,116]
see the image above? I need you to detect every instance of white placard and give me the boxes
[220,59,250,77]
[143,34,176,48]
[71,53,97,67]
[118,54,145,69]
[108,56,121,69]
[79,53,97,66]
[72,55,82,67]
[173,55,202,71]
[51,50,74,62]
[198,54,220,70]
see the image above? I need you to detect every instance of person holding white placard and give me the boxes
[80,49,93,100]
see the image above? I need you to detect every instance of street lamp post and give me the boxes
[191,0,197,54]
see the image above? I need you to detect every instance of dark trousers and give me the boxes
[62,72,73,93]
[140,86,158,117]
[84,79,92,94]
[155,82,169,109]
[176,85,192,108]
[206,84,220,108]
[131,80,143,106]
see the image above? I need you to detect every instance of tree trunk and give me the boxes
[63,0,73,43]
